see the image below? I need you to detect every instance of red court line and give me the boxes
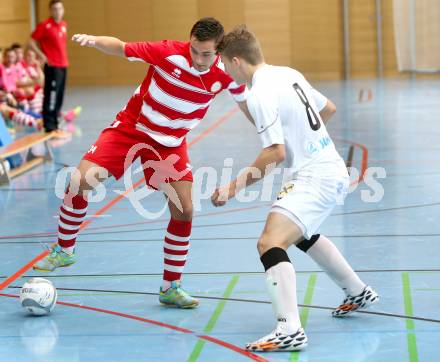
[0,204,270,242]
[0,135,367,241]
[0,106,240,291]
[334,138,369,186]
[80,106,240,232]
[358,89,364,103]
[0,203,269,241]
[0,252,49,290]
[188,107,239,147]
[358,88,373,104]
[0,293,268,362]
[85,203,267,231]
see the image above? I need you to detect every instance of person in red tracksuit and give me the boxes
[29,0,69,138]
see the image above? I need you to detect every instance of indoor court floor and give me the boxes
[0,78,439,361]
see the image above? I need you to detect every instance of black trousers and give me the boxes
[43,64,67,132]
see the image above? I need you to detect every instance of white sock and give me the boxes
[162,280,172,291]
[19,100,30,111]
[307,235,365,296]
[61,245,74,255]
[12,111,39,129]
[266,261,302,334]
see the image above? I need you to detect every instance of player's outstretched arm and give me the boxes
[211,144,285,207]
[28,38,47,64]
[238,101,255,125]
[319,99,337,124]
[72,34,126,57]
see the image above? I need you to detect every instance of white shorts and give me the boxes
[271,173,349,239]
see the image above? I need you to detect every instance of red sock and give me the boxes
[163,218,192,283]
[58,189,88,248]
[10,110,39,129]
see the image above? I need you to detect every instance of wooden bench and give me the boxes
[0,132,54,185]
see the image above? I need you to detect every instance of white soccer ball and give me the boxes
[20,278,57,316]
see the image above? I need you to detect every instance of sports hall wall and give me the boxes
[0,0,32,50]
[22,0,438,85]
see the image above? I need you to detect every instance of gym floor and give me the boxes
[0,78,439,361]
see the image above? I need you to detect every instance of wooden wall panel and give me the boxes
[106,0,153,85]
[106,0,153,41]
[245,0,291,66]
[36,0,50,22]
[290,0,343,80]
[0,0,30,50]
[349,0,377,77]
[0,0,29,21]
[30,0,439,84]
[152,0,198,41]
[0,23,31,48]
[197,0,245,32]
[64,0,108,84]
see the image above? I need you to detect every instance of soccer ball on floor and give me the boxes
[20,278,57,316]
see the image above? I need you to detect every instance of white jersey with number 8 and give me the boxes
[247,64,347,178]
[247,64,349,238]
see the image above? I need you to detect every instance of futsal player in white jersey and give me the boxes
[211,25,379,352]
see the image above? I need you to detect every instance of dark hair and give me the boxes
[190,17,224,45]
[3,48,15,59]
[49,0,63,8]
[217,25,264,65]
[10,43,22,50]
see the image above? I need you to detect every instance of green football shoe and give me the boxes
[33,244,76,272]
[159,281,199,309]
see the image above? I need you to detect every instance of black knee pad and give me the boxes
[260,247,291,271]
[296,234,320,253]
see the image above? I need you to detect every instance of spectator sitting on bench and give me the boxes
[10,44,43,114]
[0,48,43,130]
[14,43,80,125]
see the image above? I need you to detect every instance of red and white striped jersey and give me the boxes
[117,40,247,147]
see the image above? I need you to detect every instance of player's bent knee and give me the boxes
[295,234,320,253]
[257,238,267,255]
[257,234,285,256]
[181,205,193,221]
[174,204,193,221]
[67,170,106,199]
[73,160,108,193]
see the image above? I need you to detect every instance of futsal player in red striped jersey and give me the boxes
[33,18,251,309]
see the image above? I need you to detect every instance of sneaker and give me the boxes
[33,245,76,272]
[246,328,308,352]
[332,285,379,317]
[159,281,199,309]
